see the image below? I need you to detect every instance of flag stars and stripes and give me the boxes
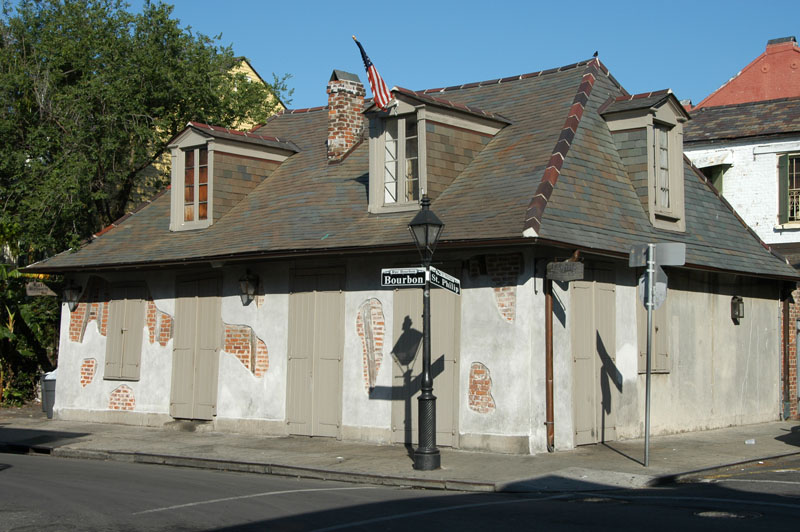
[353,36,392,111]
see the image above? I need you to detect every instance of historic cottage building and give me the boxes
[29,57,797,454]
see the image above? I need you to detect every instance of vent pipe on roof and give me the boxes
[327,70,365,162]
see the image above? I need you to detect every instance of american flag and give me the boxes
[353,36,392,111]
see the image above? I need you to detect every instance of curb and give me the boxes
[47,447,497,493]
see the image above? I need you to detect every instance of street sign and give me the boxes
[629,242,686,267]
[381,268,426,287]
[430,266,461,296]
[26,281,57,297]
[547,261,584,282]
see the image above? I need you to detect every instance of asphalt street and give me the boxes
[1,453,799,531]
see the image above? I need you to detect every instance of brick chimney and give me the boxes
[327,70,365,161]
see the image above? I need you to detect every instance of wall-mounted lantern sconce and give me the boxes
[63,280,82,312]
[239,271,259,306]
[731,295,744,322]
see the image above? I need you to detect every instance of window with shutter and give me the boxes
[104,284,146,381]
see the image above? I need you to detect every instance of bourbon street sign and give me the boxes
[381,268,426,287]
[430,266,461,296]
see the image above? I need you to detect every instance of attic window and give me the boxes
[184,147,209,222]
[383,116,419,204]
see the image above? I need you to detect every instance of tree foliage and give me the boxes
[0,0,291,261]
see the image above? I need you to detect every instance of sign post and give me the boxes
[629,242,685,466]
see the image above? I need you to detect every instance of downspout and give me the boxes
[545,277,555,452]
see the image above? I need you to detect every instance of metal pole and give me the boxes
[644,243,654,467]
[414,264,440,470]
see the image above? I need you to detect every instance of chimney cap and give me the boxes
[767,36,796,46]
[330,70,361,83]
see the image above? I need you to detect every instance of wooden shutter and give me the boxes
[637,288,669,373]
[105,284,145,380]
[779,154,789,224]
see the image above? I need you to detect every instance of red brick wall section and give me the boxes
[146,299,173,347]
[80,359,96,387]
[108,385,135,411]
[68,277,110,342]
[356,299,385,392]
[469,254,522,323]
[254,338,269,378]
[784,290,800,418]
[223,323,269,378]
[468,362,495,414]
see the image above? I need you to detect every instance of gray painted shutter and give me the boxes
[572,281,596,445]
[779,154,789,224]
[193,278,220,420]
[312,274,343,437]
[170,281,196,419]
[105,287,126,379]
[120,285,145,380]
[287,276,315,435]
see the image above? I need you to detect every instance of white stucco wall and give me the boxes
[217,264,289,422]
[54,272,174,418]
[615,275,781,439]
[686,136,800,245]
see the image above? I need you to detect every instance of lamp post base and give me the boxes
[413,448,441,471]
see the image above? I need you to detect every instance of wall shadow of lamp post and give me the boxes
[63,280,82,312]
[731,295,744,325]
[407,194,444,471]
[239,271,259,306]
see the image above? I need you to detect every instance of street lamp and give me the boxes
[407,194,444,471]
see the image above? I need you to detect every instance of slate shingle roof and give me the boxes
[28,59,798,280]
[684,97,800,143]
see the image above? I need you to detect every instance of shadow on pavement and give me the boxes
[775,425,800,447]
[197,474,800,531]
[0,427,89,453]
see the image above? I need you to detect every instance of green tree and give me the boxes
[0,0,291,403]
[0,0,291,261]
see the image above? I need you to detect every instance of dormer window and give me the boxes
[183,147,209,223]
[366,89,509,214]
[168,122,299,232]
[602,90,690,232]
[383,116,419,204]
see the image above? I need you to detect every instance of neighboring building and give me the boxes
[685,37,800,420]
[28,58,797,455]
[692,37,800,110]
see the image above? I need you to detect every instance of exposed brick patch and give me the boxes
[356,299,385,392]
[108,385,135,411]
[80,359,96,387]
[68,277,110,342]
[782,290,800,418]
[146,300,173,347]
[223,323,269,378]
[468,362,496,414]
[469,254,522,323]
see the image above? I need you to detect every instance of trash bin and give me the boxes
[41,369,57,419]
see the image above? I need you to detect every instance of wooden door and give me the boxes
[571,268,617,445]
[287,271,344,437]
[391,285,460,447]
[170,277,221,420]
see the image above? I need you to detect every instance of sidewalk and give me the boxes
[2,405,799,493]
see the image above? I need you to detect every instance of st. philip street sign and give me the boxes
[380,267,461,295]
[430,266,461,295]
[381,268,426,287]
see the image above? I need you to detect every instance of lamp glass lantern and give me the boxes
[731,295,744,321]
[239,271,259,306]
[408,195,444,265]
[63,280,82,312]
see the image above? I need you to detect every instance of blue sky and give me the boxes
[132,0,795,110]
